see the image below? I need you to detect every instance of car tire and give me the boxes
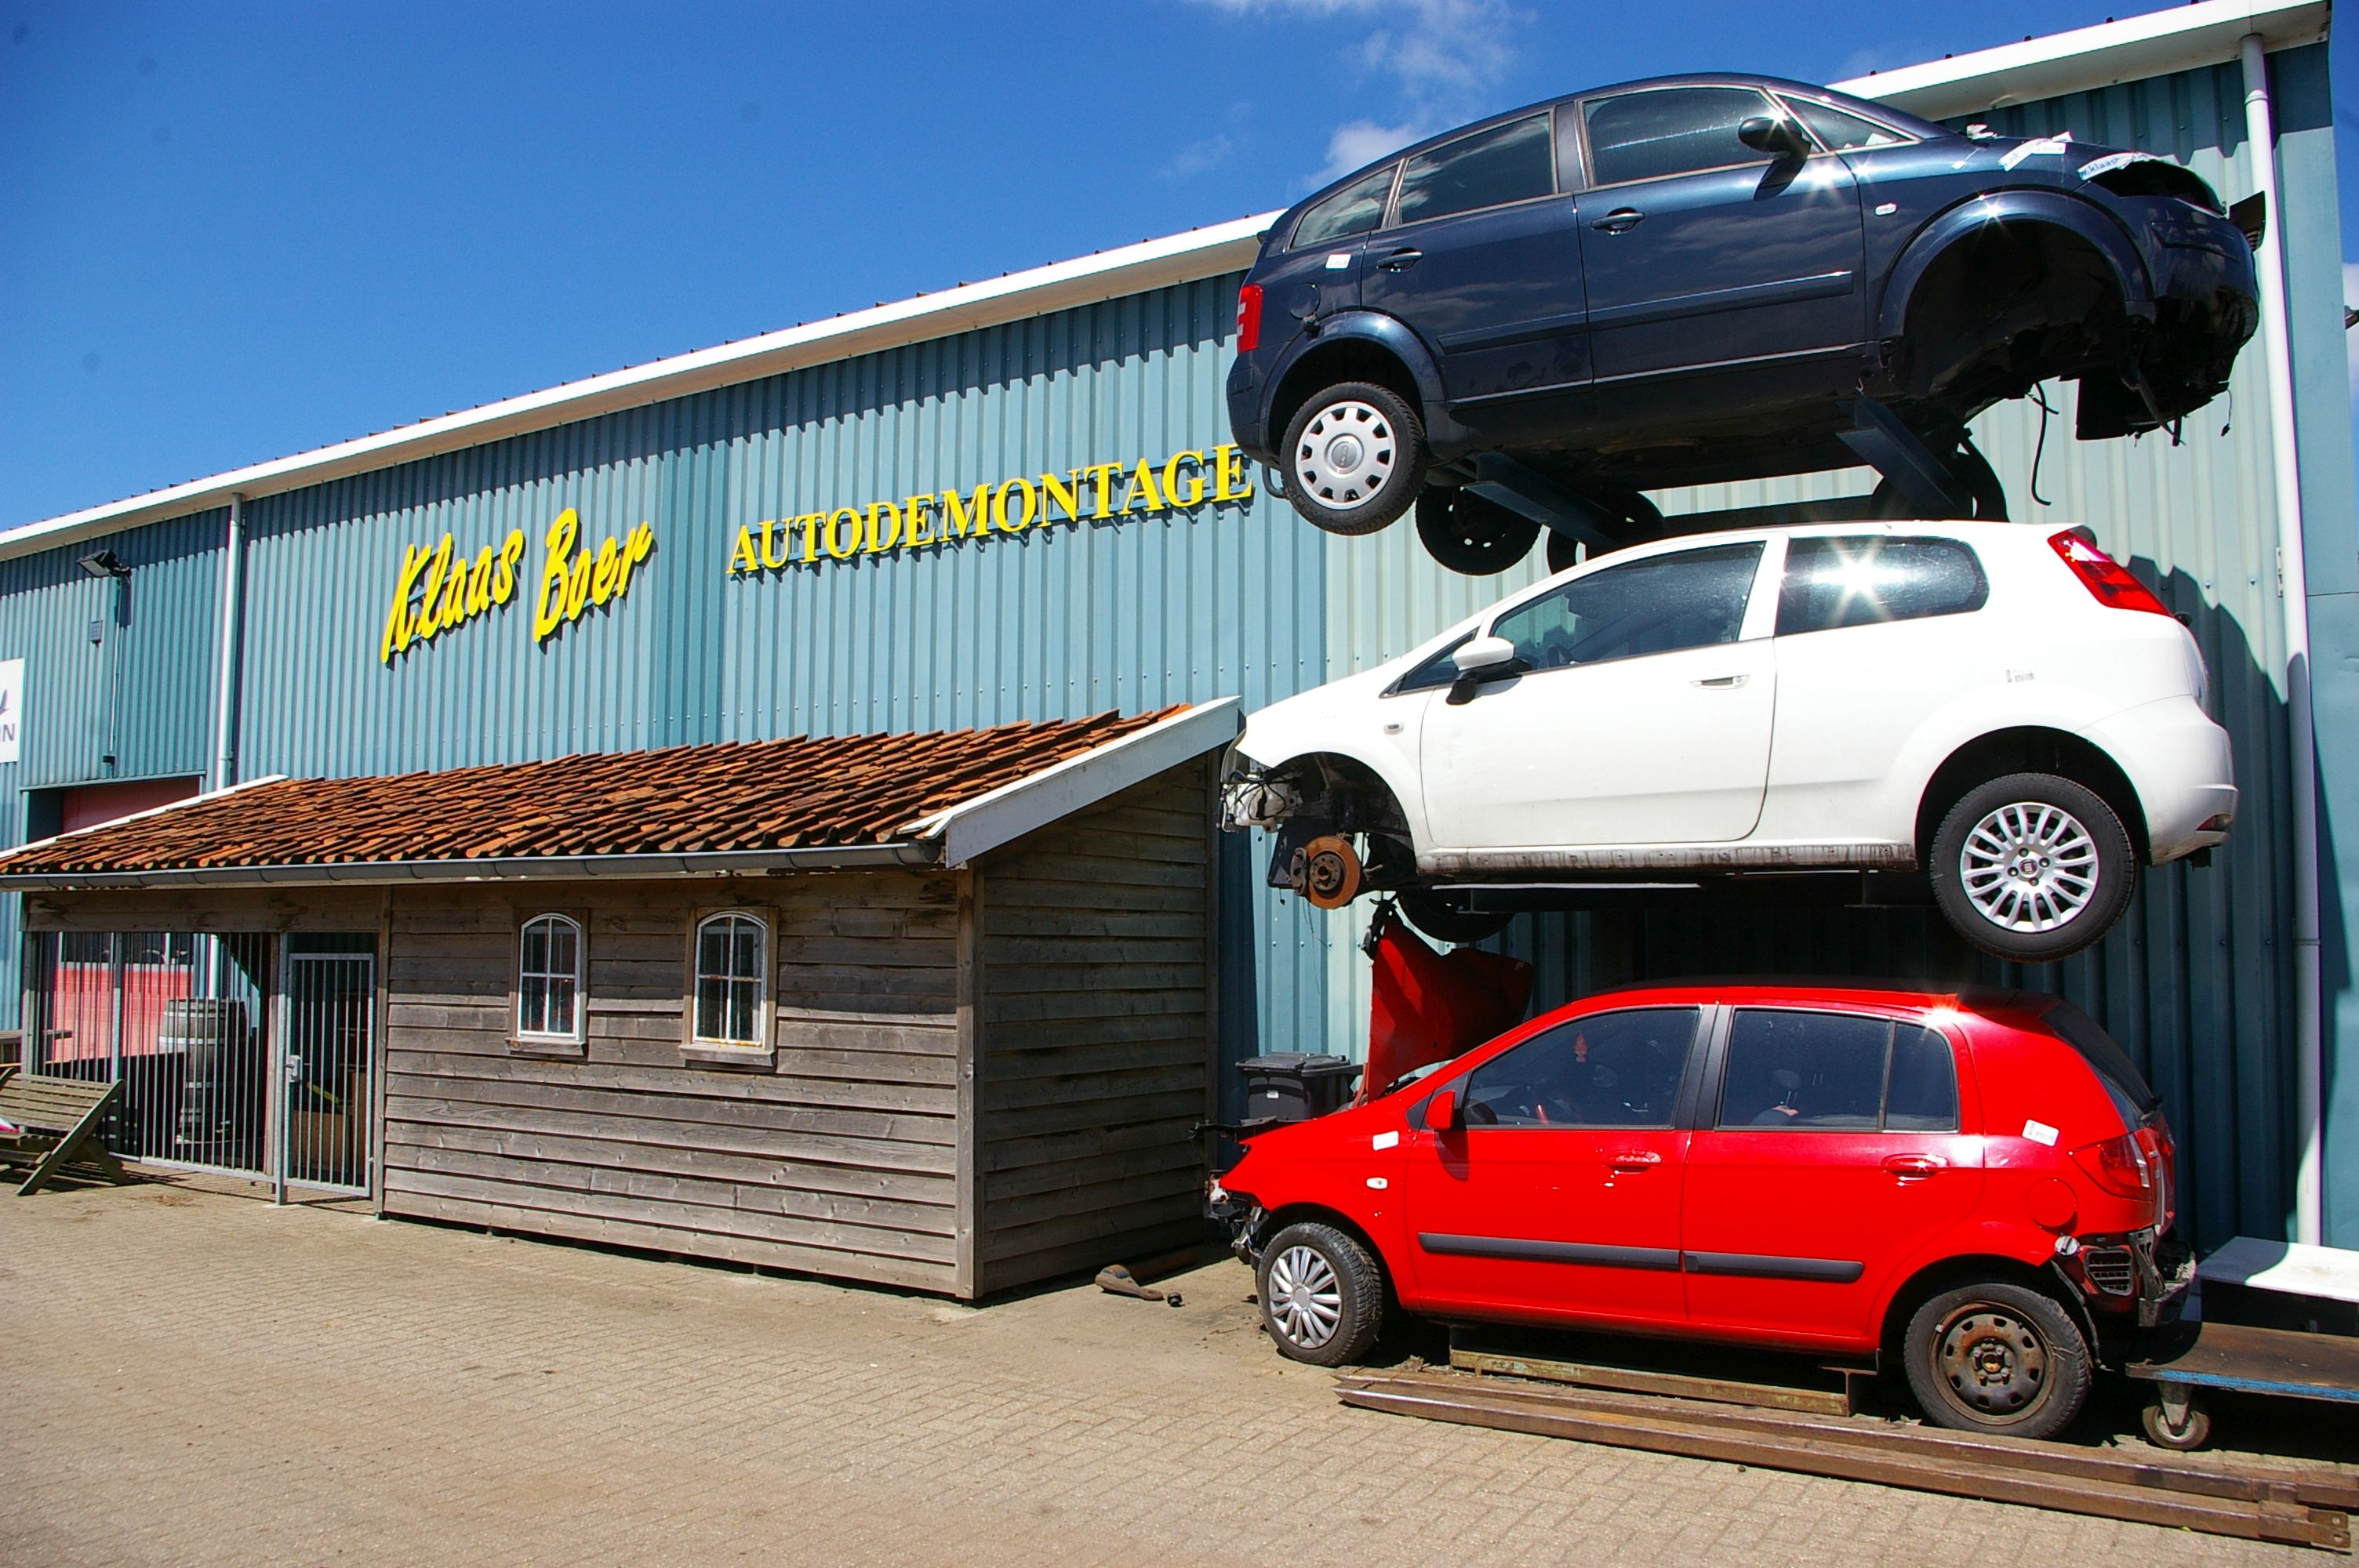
[1930,771,2136,964]
[1398,889,1514,945]
[1903,1279,2092,1440]
[1281,383,1427,537]
[1416,488,1541,575]
[1543,487,1662,573]
[1256,1221,1385,1366]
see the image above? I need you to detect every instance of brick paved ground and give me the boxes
[0,1181,2325,1567]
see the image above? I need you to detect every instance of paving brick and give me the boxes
[0,1183,2318,1567]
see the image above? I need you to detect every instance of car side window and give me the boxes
[1295,164,1398,249]
[1394,113,1554,227]
[1583,85,1782,186]
[1460,1008,1698,1129]
[1782,97,1911,152]
[1776,535,1990,636]
[1392,631,1474,694]
[1718,1009,1960,1133]
[1489,542,1762,671]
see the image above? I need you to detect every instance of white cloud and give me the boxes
[1321,118,1424,179]
[1161,133,1238,180]
[1190,0,1523,183]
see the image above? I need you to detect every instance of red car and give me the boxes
[1212,982,2185,1439]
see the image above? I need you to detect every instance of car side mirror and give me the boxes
[1446,635,1522,705]
[1453,634,1518,675]
[1427,1088,1458,1132]
[1738,114,1812,160]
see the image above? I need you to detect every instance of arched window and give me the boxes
[692,911,768,1048]
[516,914,584,1043]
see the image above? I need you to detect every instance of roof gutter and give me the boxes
[1834,0,2328,121]
[0,840,940,891]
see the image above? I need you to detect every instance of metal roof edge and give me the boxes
[0,840,938,891]
[920,699,1244,868]
[1836,0,2330,121]
[0,212,1280,565]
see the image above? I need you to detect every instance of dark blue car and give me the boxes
[1227,75,2259,574]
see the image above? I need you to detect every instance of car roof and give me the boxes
[1284,72,1954,219]
[1547,978,2063,1019]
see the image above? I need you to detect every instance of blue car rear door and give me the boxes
[1357,109,1590,430]
[1572,84,1866,386]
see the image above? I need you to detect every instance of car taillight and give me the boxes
[2049,530,2172,616]
[2071,1131,2154,1198]
[1235,284,1263,354]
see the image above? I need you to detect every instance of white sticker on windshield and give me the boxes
[2023,1119,2061,1146]
[2001,132,2074,171]
[1372,1131,1400,1150]
[1325,252,1353,270]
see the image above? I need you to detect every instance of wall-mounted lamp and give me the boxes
[77,550,131,580]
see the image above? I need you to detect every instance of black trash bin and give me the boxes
[1237,1052,1362,1123]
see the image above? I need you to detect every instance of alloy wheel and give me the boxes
[1293,400,1397,513]
[1265,1243,1343,1349]
[1957,800,2099,933]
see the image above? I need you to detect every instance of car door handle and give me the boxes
[1610,1151,1663,1172]
[1692,673,1747,688]
[1378,248,1423,271]
[1883,1153,1946,1179]
[1592,208,1645,234]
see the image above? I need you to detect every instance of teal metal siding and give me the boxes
[227,273,1333,1083]
[3,44,2350,1248]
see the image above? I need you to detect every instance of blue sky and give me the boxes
[2,0,2351,529]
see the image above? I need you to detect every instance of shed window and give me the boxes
[693,913,769,1048]
[517,914,583,1042]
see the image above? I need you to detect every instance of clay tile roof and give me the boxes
[0,707,1187,879]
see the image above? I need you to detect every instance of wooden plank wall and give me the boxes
[380,872,964,1294]
[976,760,1215,1294]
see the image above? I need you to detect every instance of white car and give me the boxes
[1225,521,2236,963]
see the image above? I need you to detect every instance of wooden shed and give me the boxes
[0,702,1238,1300]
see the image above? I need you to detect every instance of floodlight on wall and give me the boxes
[77,550,130,579]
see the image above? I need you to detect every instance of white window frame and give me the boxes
[513,912,587,1054]
[687,909,771,1058]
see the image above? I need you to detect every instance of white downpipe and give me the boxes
[2240,34,2324,1245]
[211,494,244,792]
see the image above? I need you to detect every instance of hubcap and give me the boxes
[1266,1244,1343,1348]
[1936,1307,2048,1417]
[1958,800,2099,933]
[1294,400,1395,511]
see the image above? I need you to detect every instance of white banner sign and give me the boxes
[0,659,24,764]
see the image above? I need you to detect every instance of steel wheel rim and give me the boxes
[1294,400,1396,512]
[1958,800,2099,933]
[1266,1244,1343,1348]
[1936,1306,2048,1417]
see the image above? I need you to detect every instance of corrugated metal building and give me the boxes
[2,1,2351,1256]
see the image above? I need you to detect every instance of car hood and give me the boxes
[1232,661,1420,771]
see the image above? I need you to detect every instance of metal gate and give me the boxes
[29,930,376,1196]
[282,935,376,1194]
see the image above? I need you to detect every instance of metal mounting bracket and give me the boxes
[1834,397,1972,518]
[1464,454,1625,550]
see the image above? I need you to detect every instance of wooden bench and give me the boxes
[0,1071,128,1195]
